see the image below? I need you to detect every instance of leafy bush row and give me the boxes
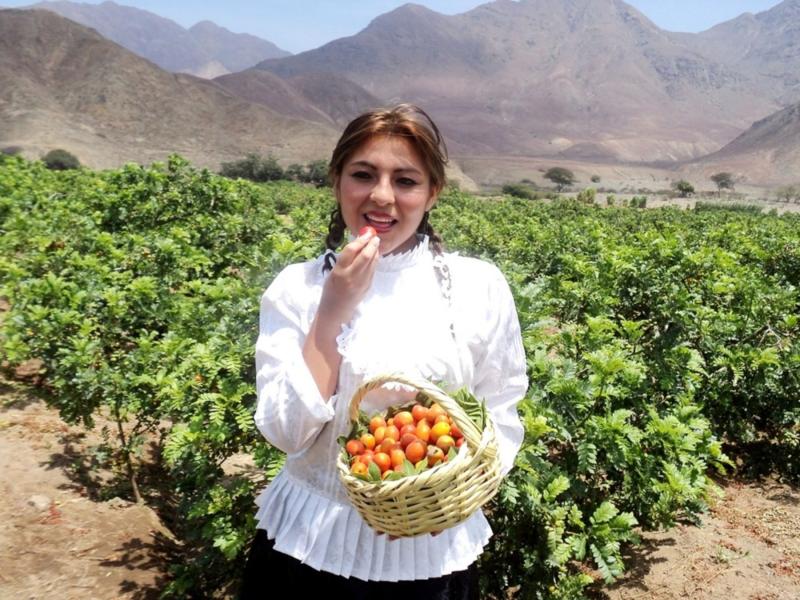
[2,155,798,598]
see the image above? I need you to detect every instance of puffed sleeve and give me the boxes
[253,263,336,455]
[471,265,528,478]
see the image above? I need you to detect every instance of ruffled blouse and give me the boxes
[253,235,528,581]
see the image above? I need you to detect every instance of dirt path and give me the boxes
[1,373,798,599]
[604,481,800,600]
[0,376,173,600]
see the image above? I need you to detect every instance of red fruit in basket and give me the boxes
[434,414,450,425]
[358,448,375,460]
[405,440,427,464]
[427,404,446,425]
[436,435,455,453]
[346,439,365,456]
[427,446,445,467]
[360,433,376,450]
[369,416,387,434]
[373,452,392,473]
[400,424,417,437]
[450,422,462,439]
[359,225,377,238]
[378,438,397,454]
[384,425,400,442]
[430,421,451,443]
[455,437,464,448]
[412,404,429,423]
[400,433,418,449]
[373,426,386,445]
[351,461,368,476]
[394,411,414,428]
[390,448,407,468]
[415,420,431,443]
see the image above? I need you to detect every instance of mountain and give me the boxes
[0,9,337,169]
[673,0,800,104]
[25,1,290,77]
[214,70,383,128]
[254,0,787,163]
[685,100,800,185]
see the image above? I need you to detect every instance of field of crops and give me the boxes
[1,154,798,598]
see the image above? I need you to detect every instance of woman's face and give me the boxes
[335,135,439,256]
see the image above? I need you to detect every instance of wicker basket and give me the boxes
[336,373,503,538]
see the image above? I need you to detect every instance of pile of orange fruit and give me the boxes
[343,402,465,481]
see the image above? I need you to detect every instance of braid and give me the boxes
[323,205,347,273]
[418,211,444,256]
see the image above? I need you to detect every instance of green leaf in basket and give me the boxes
[414,459,428,473]
[402,459,416,476]
[447,446,458,461]
[337,435,348,447]
[367,461,382,482]
[452,387,487,430]
[384,471,404,481]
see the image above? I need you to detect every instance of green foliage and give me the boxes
[630,195,647,208]
[3,157,799,597]
[286,159,329,187]
[502,183,541,200]
[591,175,601,183]
[42,148,81,170]
[219,153,284,182]
[575,188,596,204]
[544,167,576,192]
[695,202,763,215]
[671,180,695,198]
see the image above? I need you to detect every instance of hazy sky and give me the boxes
[3,0,785,53]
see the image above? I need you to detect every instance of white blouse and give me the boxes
[253,235,528,582]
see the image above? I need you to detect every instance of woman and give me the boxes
[240,104,528,599]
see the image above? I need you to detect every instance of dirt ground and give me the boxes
[1,374,798,600]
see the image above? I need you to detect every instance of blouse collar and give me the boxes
[375,234,431,272]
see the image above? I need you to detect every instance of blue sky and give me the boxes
[4,1,785,53]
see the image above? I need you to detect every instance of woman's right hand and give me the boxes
[318,229,381,325]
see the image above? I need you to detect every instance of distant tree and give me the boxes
[220,153,284,182]
[711,172,735,193]
[42,148,80,170]
[502,183,537,200]
[671,179,695,198]
[304,159,329,187]
[591,174,601,183]
[285,163,305,181]
[544,167,576,192]
[775,184,799,203]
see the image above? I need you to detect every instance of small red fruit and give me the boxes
[346,439,365,456]
[359,225,377,237]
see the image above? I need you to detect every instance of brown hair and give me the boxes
[323,104,448,271]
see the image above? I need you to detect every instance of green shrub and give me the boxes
[42,148,80,170]
[220,153,284,182]
[502,183,540,200]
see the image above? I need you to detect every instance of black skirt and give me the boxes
[238,529,480,600]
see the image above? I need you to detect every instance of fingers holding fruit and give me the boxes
[319,226,380,320]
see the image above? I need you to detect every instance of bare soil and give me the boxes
[1,372,798,599]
